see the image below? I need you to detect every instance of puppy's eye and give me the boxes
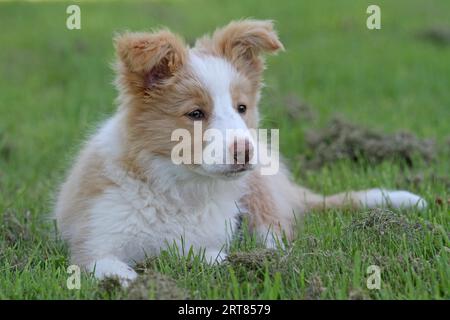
[186,109,205,120]
[237,104,247,114]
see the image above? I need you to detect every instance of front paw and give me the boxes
[88,257,138,287]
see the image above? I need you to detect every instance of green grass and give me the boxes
[0,0,449,299]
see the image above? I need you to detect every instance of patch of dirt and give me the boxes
[126,270,189,300]
[305,274,326,299]
[0,248,29,272]
[224,249,293,284]
[361,253,390,269]
[98,276,122,295]
[1,210,33,246]
[418,26,450,46]
[396,254,430,273]
[348,208,439,240]
[225,249,281,269]
[361,252,431,276]
[0,211,40,272]
[283,93,317,122]
[304,117,435,169]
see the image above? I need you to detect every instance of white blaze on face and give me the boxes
[189,52,255,172]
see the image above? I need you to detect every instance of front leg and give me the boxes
[240,171,294,249]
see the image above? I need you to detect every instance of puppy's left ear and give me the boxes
[197,19,284,80]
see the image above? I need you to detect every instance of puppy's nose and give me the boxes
[230,138,254,165]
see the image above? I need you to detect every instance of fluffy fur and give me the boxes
[55,20,426,284]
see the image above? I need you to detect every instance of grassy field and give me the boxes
[0,0,449,299]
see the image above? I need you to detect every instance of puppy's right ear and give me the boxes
[114,30,187,93]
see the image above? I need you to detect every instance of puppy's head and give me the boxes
[115,20,283,179]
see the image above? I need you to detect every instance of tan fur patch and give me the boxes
[241,171,292,239]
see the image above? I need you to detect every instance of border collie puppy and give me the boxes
[55,20,426,284]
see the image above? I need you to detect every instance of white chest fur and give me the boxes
[84,160,245,265]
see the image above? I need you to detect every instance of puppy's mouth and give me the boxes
[223,165,253,177]
[187,163,255,179]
